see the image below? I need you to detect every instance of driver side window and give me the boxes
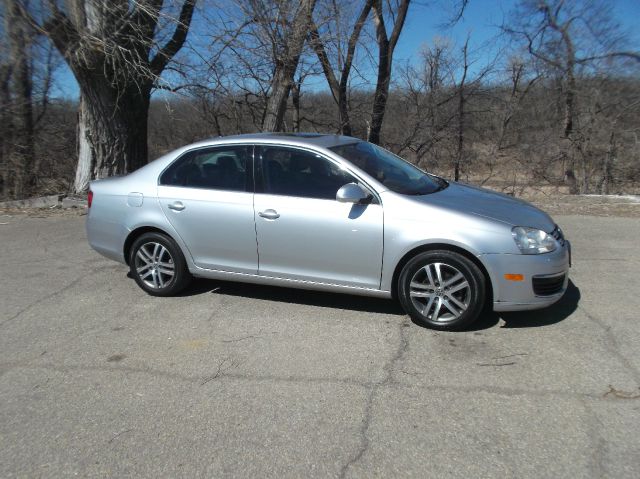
[259,146,356,200]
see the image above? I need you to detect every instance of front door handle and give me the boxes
[168,201,186,211]
[258,209,280,220]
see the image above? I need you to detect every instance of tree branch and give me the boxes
[341,0,373,89]
[578,51,640,63]
[150,0,197,77]
[388,0,410,54]
[308,21,340,103]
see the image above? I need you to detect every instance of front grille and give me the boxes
[551,225,565,246]
[532,274,566,296]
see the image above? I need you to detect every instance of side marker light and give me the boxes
[504,274,524,281]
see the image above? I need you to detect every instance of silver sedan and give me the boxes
[86,133,571,330]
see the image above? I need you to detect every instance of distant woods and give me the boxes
[0,0,638,199]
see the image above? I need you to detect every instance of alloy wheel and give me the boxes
[134,241,175,289]
[409,262,471,322]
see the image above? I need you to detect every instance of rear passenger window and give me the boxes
[259,146,356,200]
[160,146,251,191]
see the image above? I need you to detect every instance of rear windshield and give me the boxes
[330,142,447,195]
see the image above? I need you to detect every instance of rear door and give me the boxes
[157,145,258,274]
[253,145,384,289]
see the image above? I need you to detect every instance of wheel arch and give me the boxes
[124,226,175,265]
[390,243,493,305]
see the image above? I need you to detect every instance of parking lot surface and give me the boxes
[1,213,639,477]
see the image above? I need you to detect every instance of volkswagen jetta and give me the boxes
[87,133,571,330]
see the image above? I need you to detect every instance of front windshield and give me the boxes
[329,142,446,195]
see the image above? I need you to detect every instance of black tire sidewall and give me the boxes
[398,250,485,330]
[129,232,190,296]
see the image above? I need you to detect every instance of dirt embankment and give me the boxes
[524,194,640,218]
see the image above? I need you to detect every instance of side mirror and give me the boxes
[336,183,372,204]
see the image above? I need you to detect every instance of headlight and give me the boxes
[511,226,557,254]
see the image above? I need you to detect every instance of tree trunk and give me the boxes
[74,96,92,194]
[564,166,577,194]
[454,86,464,182]
[601,130,615,195]
[454,40,469,182]
[262,0,317,132]
[6,0,35,198]
[0,63,11,199]
[309,0,372,136]
[337,86,352,136]
[35,0,196,193]
[263,67,295,132]
[73,77,150,193]
[291,81,301,133]
[367,0,410,145]
[367,43,390,145]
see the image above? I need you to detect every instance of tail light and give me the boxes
[87,190,93,208]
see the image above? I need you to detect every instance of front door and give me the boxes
[157,145,258,274]
[253,145,383,289]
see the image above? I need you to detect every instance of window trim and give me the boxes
[255,144,380,204]
[157,144,255,193]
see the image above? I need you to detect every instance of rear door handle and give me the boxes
[168,201,186,211]
[258,209,280,220]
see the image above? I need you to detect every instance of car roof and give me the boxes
[204,132,360,149]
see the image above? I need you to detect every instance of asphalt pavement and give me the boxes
[1,213,639,478]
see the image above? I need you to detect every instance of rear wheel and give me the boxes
[129,232,191,296]
[398,250,485,330]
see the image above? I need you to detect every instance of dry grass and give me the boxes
[525,194,640,218]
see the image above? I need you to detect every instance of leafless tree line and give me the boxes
[0,0,638,200]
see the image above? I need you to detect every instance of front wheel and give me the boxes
[398,250,486,330]
[129,232,191,296]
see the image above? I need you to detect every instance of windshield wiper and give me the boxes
[432,176,449,192]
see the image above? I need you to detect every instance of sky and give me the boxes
[52,0,640,99]
[393,0,640,72]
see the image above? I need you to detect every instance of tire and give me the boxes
[398,250,486,330]
[129,232,191,296]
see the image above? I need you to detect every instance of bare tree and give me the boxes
[288,65,315,133]
[452,37,469,181]
[22,0,196,193]
[393,39,456,168]
[392,33,496,181]
[0,56,11,199]
[2,0,35,198]
[493,57,539,152]
[206,0,318,133]
[504,0,640,193]
[309,0,373,135]
[449,36,496,181]
[367,0,409,144]
[252,0,318,132]
[1,0,62,199]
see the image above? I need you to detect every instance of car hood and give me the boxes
[413,182,556,231]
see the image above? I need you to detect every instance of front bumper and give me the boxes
[479,240,571,312]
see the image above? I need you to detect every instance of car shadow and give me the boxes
[165,276,581,329]
[464,279,581,331]
[178,278,406,315]
[499,279,581,328]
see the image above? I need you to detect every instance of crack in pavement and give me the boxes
[578,305,640,384]
[580,398,608,477]
[0,360,627,402]
[1,261,120,329]
[0,361,374,389]
[1,269,96,328]
[338,320,411,478]
[201,357,241,385]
